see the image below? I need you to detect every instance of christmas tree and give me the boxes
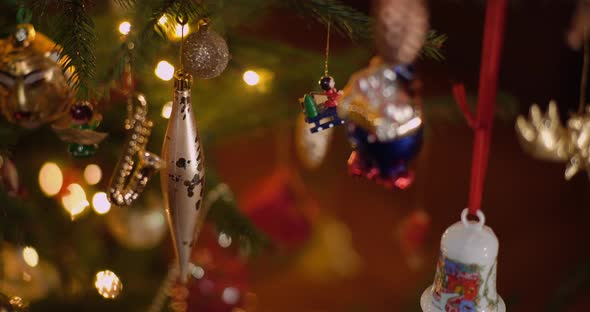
[0,0,588,312]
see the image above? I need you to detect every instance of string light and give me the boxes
[92,192,111,215]
[243,70,260,86]
[174,24,189,38]
[39,162,63,196]
[22,246,39,267]
[158,15,168,25]
[155,61,175,81]
[118,21,131,35]
[84,164,102,185]
[161,101,173,119]
[62,183,89,220]
[95,270,123,299]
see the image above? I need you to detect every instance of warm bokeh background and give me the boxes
[211,1,590,311]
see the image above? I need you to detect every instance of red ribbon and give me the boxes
[453,0,507,215]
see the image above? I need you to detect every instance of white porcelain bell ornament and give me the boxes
[421,209,505,312]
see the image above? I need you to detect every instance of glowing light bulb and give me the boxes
[39,162,63,196]
[155,61,175,81]
[92,192,111,215]
[22,246,39,267]
[243,70,260,86]
[84,164,102,185]
[174,24,189,38]
[62,183,89,219]
[95,270,122,299]
[158,15,168,25]
[161,101,173,119]
[118,21,131,35]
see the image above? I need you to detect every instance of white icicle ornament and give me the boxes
[160,70,206,283]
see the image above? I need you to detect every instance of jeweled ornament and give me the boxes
[339,60,422,189]
[421,209,505,312]
[181,20,229,79]
[0,24,73,129]
[52,101,108,158]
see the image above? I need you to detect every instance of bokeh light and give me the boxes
[118,21,131,35]
[161,101,173,119]
[92,192,111,215]
[174,24,189,38]
[218,232,232,248]
[22,246,39,268]
[155,61,175,81]
[39,162,63,196]
[84,164,102,186]
[62,183,89,219]
[94,270,122,299]
[243,70,260,86]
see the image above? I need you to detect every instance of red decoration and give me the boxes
[324,88,340,108]
[453,0,507,215]
[239,168,317,249]
[186,227,249,312]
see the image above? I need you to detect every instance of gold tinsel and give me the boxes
[374,0,429,65]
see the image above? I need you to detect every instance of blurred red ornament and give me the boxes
[186,227,249,312]
[396,209,430,270]
[239,168,317,249]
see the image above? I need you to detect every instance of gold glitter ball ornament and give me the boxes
[94,270,122,299]
[0,24,73,129]
[181,22,229,79]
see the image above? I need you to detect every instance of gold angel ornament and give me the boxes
[515,100,590,179]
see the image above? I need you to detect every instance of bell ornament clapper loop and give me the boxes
[421,209,505,312]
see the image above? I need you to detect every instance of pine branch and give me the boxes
[282,0,371,41]
[113,0,136,10]
[28,0,97,99]
[205,171,270,254]
[421,30,447,61]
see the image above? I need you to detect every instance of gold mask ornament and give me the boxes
[0,24,73,129]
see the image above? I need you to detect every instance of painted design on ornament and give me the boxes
[432,253,496,312]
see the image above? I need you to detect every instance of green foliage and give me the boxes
[422,30,448,61]
[27,0,97,99]
[281,0,372,41]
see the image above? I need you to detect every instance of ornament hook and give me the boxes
[461,208,485,229]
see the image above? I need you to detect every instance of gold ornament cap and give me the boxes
[174,70,193,91]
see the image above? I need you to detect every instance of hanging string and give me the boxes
[579,26,589,113]
[176,16,188,71]
[452,0,508,216]
[324,17,331,77]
